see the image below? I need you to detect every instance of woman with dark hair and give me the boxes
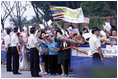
[55,29,73,76]
[55,30,64,76]
[61,40,71,76]
[68,24,74,29]
[100,28,117,45]
[38,31,48,75]
[46,36,59,75]
[109,29,117,44]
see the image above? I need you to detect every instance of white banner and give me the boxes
[50,6,85,23]
[72,45,117,57]
[105,45,117,56]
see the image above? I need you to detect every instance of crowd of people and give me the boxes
[1,21,117,77]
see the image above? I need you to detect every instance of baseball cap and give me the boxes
[6,28,11,34]
[30,27,36,31]
[14,27,18,32]
[92,26,101,31]
[92,26,101,34]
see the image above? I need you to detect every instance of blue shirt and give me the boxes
[109,38,117,42]
[46,41,58,55]
[38,40,47,55]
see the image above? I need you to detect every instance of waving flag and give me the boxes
[84,17,90,24]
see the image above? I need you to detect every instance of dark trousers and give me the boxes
[6,47,12,71]
[44,54,49,73]
[63,59,70,75]
[11,47,19,74]
[57,64,62,75]
[92,53,102,66]
[48,55,57,75]
[30,48,40,77]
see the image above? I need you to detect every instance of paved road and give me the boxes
[1,65,74,78]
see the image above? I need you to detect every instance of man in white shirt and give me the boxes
[89,26,104,65]
[28,27,42,77]
[11,27,21,74]
[4,28,12,72]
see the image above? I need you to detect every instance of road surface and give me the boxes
[1,65,74,78]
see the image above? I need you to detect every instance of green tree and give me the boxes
[4,1,30,31]
[31,1,82,21]
[31,1,82,31]
[106,1,117,21]
[80,1,117,29]
[80,1,116,17]
[9,17,30,26]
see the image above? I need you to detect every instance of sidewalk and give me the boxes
[1,65,74,78]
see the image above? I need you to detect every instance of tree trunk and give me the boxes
[1,19,4,30]
[19,16,22,32]
[31,2,42,24]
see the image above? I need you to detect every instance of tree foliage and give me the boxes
[2,1,116,30]
[2,1,30,31]
[80,1,117,17]
[31,1,81,22]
